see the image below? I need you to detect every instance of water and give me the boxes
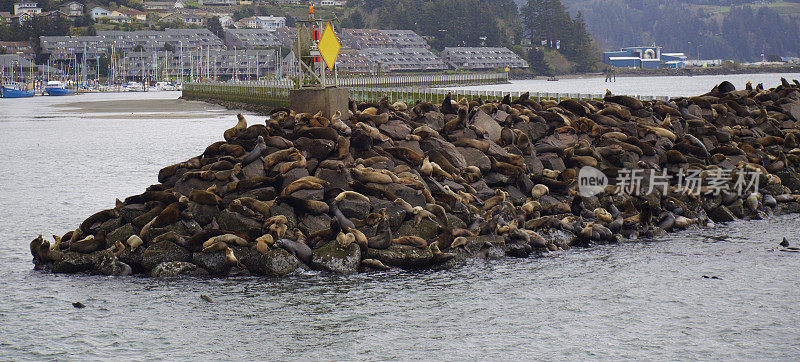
[450,72,800,97]
[1,83,799,359]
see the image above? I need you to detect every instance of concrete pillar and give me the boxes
[289,86,349,119]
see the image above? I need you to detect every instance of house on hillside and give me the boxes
[113,8,147,21]
[13,1,41,16]
[0,11,13,24]
[90,7,110,20]
[59,1,85,18]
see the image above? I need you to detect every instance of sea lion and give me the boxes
[393,235,427,248]
[255,234,274,254]
[240,135,267,166]
[280,177,327,197]
[277,238,312,264]
[79,209,118,234]
[126,235,144,250]
[361,258,390,270]
[335,190,370,203]
[224,114,248,141]
[69,230,106,254]
[369,209,392,249]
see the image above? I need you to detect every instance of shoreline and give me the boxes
[510,65,800,80]
[26,77,800,278]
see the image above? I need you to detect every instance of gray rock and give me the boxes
[383,204,408,230]
[174,177,212,197]
[192,250,229,276]
[379,120,412,140]
[457,146,491,173]
[301,213,332,235]
[365,244,433,269]
[141,240,191,271]
[395,218,439,241]
[295,137,335,160]
[99,218,122,234]
[311,241,361,274]
[52,251,97,274]
[238,187,276,201]
[708,205,737,223]
[338,198,370,220]
[419,137,467,169]
[472,109,502,141]
[314,167,351,192]
[216,209,262,239]
[150,261,208,277]
[119,204,147,224]
[280,167,310,188]
[242,160,266,179]
[289,188,324,201]
[540,155,566,172]
[387,183,427,207]
[240,248,301,276]
[93,253,132,276]
[269,203,298,228]
[106,223,138,249]
[421,111,445,131]
[189,202,219,226]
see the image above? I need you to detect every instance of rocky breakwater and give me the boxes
[28,78,800,277]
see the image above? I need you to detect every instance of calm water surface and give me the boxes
[1,84,799,359]
[450,72,800,97]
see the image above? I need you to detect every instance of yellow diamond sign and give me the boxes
[318,22,341,71]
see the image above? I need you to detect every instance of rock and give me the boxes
[150,261,208,277]
[472,110,502,141]
[295,137,335,160]
[384,204,407,230]
[189,202,219,226]
[174,177,212,197]
[141,240,191,271]
[387,183,427,207]
[395,218,439,241]
[240,248,300,276]
[242,160,266,179]
[311,241,361,274]
[118,244,145,272]
[708,205,737,223]
[289,188,323,201]
[300,213,332,235]
[238,187,276,201]
[419,137,467,169]
[269,203,297,228]
[52,251,96,274]
[192,250,229,276]
[540,155,566,172]
[366,244,433,269]
[99,218,122,234]
[93,252,132,276]
[420,111,445,131]
[106,223,138,249]
[216,209,262,239]
[379,120,412,140]
[457,146,491,173]
[280,167,310,188]
[338,198,370,220]
[118,204,147,224]
[314,167,351,192]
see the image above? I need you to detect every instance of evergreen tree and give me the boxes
[206,16,224,40]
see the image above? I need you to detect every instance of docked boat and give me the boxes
[122,82,144,92]
[1,84,35,98]
[154,81,178,91]
[44,81,75,96]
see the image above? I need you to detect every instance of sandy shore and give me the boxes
[54,98,229,118]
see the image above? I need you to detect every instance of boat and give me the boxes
[122,82,144,92]
[44,81,75,96]
[154,81,178,91]
[547,76,559,81]
[1,84,35,98]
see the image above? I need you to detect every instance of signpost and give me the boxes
[289,4,348,117]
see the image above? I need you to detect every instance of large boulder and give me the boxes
[150,261,209,278]
[311,241,360,274]
[419,137,467,169]
[471,110,502,141]
[457,146,491,173]
[52,251,97,274]
[338,198,370,220]
[366,244,433,269]
[141,240,191,271]
[395,219,440,241]
[216,209,262,239]
[106,223,138,249]
[240,248,301,276]
[379,120,412,140]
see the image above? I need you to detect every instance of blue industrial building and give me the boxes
[603,46,686,69]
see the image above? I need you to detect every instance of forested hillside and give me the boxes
[560,0,800,61]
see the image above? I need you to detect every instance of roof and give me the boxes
[116,8,146,15]
[91,7,109,11]
[608,57,641,60]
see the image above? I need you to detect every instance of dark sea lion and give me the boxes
[151,202,181,228]
[277,238,312,265]
[132,201,165,227]
[240,136,267,166]
[368,209,392,250]
[79,209,118,233]
[70,230,106,254]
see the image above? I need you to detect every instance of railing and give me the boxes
[183,80,670,110]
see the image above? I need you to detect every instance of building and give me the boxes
[90,7,110,20]
[237,15,286,30]
[0,54,38,79]
[160,12,205,26]
[144,1,176,11]
[0,41,34,60]
[202,0,237,5]
[441,47,528,70]
[334,48,371,73]
[0,11,14,24]
[39,29,225,62]
[118,48,277,80]
[58,1,85,18]
[341,28,394,49]
[37,10,69,21]
[380,29,429,49]
[224,28,281,49]
[13,1,41,16]
[319,0,345,5]
[219,15,233,27]
[112,8,147,22]
[602,46,686,69]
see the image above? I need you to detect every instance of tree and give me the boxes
[527,46,552,75]
[133,44,145,52]
[207,16,224,39]
[162,42,175,52]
